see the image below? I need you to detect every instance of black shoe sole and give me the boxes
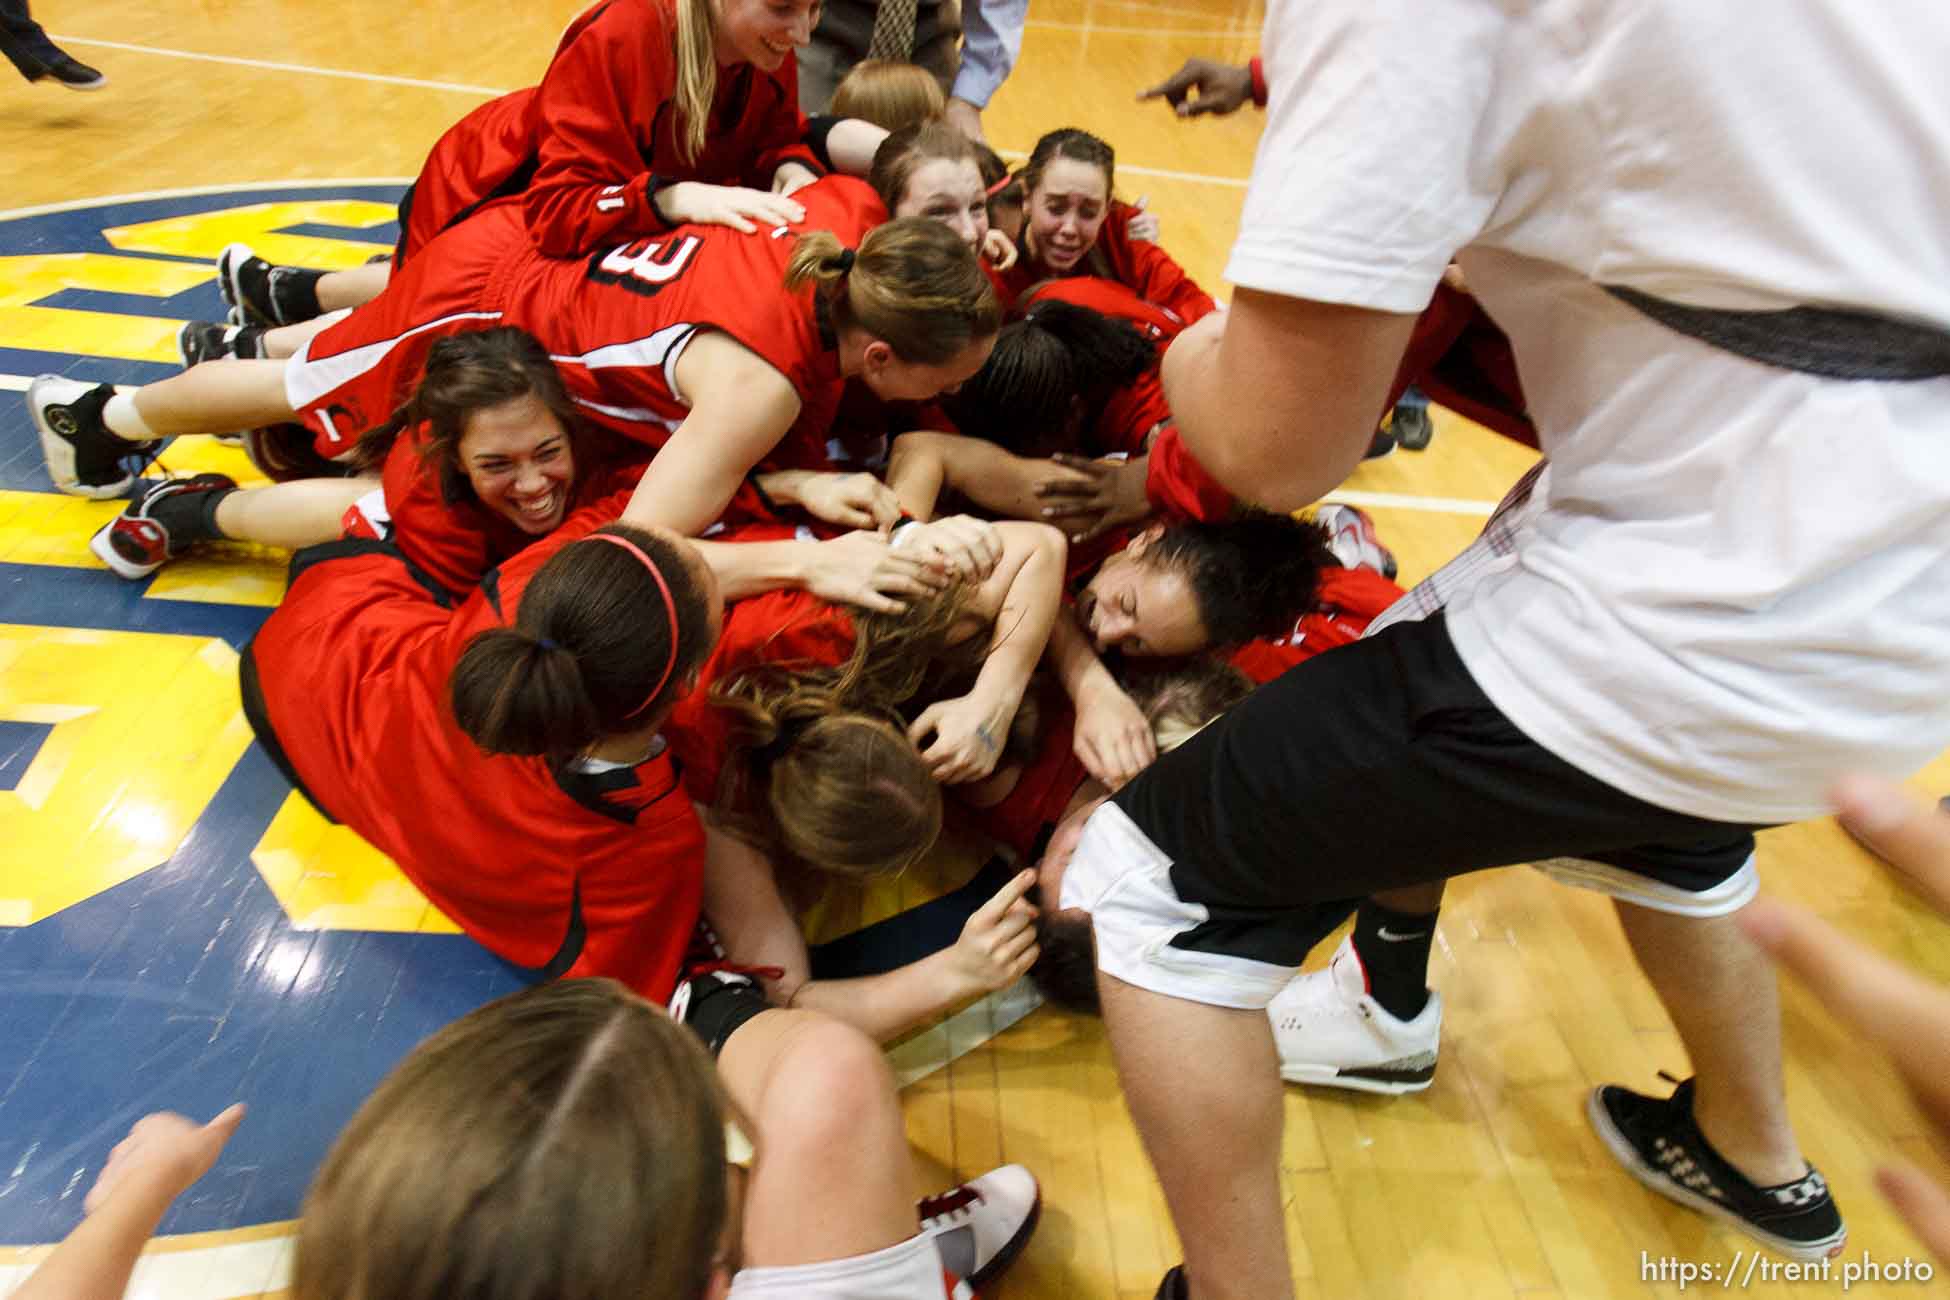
[1585,1088,1847,1262]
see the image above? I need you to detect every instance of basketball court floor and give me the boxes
[0,2,1945,1296]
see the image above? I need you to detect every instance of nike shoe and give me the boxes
[1268,934,1440,1094]
[29,375,151,498]
[217,243,293,327]
[1314,503,1399,580]
[1588,1076,1846,1262]
[918,1163,1041,1290]
[178,319,265,367]
[89,473,238,580]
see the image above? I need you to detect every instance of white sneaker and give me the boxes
[1313,503,1398,579]
[29,375,138,498]
[918,1163,1041,1290]
[1268,935,1440,1094]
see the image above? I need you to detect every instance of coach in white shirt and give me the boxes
[1055,2,1950,1296]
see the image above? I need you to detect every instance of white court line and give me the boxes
[1322,488,1497,517]
[51,34,508,97]
[42,36,1259,191]
[0,375,31,392]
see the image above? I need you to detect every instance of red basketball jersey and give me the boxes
[244,503,705,1001]
[662,587,859,805]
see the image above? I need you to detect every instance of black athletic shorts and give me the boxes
[1061,612,1760,1008]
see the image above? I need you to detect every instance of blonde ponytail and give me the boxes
[672,0,718,165]
[784,230,849,292]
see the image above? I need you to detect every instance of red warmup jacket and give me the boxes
[243,500,706,1001]
[399,0,821,262]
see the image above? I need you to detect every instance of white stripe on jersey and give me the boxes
[286,310,504,415]
[569,397,683,430]
[551,321,701,414]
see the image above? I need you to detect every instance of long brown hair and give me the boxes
[351,327,584,504]
[451,524,716,760]
[709,587,983,878]
[784,218,1000,364]
[292,979,729,1300]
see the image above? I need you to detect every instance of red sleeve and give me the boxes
[1229,565,1406,683]
[665,591,857,803]
[1144,425,1235,522]
[522,1,684,256]
[1103,208,1220,324]
[961,703,1088,860]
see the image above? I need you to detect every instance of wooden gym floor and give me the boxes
[1,2,1946,1296]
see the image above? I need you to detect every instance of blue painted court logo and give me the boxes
[0,185,527,1252]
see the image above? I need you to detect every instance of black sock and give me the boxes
[1350,899,1437,1020]
[270,267,326,323]
[147,481,237,545]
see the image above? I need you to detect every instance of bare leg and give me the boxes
[1099,972,1294,1300]
[1615,901,1806,1184]
[717,1008,915,1265]
[260,312,345,361]
[316,261,390,313]
[213,477,377,549]
[124,359,293,438]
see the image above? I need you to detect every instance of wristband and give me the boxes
[1249,56,1268,110]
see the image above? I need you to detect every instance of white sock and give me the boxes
[103,392,158,442]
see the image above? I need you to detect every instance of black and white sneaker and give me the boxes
[1588,1076,1846,1262]
[918,1163,1041,1290]
[178,319,265,367]
[29,375,150,498]
[89,473,238,580]
[217,243,284,326]
[42,54,107,91]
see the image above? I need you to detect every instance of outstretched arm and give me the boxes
[621,331,805,536]
[15,1107,245,1300]
[1044,607,1154,790]
[701,820,1038,1042]
[887,430,1097,522]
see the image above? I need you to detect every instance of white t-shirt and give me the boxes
[1229,0,1950,823]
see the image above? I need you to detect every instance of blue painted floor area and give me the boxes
[0,746,528,1244]
[0,184,541,1248]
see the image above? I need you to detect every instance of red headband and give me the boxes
[984,170,1020,200]
[585,532,681,719]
